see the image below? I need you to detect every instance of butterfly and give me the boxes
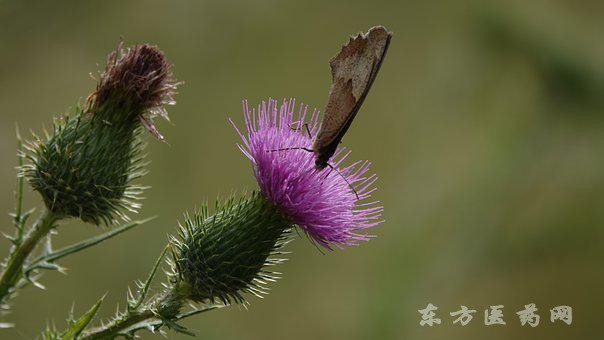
[269,25,391,197]
[312,25,392,169]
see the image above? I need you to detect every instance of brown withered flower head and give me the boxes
[90,42,178,140]
[24,42,179,225]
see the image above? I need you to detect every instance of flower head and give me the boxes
[170,192,291,304]
[24,43,178,225]
[90,42,177,140]
[231,98,383,249]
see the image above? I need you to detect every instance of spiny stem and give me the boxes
[81,286,187,340]
[0,209,58,305]
[81,309,156,340]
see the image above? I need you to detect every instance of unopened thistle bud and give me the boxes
[170,192,292,305]
[23,43,177,225]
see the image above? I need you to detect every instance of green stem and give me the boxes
[81,309,156,340]
[0,209,58,304]
[81,285,186,340]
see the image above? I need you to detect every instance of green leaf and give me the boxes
[130,245,169,311]
[61,295,105,339]
[13,123,25,241]
[24,217,154,275]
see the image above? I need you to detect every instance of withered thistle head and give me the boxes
[90,43,177,140]
[23,42,178,225]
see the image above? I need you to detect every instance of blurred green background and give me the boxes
[1,0,603,339]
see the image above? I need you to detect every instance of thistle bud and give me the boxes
[23,43,177,225]
[169,192,292,304]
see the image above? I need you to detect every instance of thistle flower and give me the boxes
[23,43,178,225]
[232,98,383,249]
[169,98,381,305]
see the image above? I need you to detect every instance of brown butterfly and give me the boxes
[312,25,392,169]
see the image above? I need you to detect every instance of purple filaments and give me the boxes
[231,98,383,249]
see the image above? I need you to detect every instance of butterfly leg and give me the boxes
[289,122,313,139]
[303,123,312,139]
[323,163,359,199]
[288,122,300,130]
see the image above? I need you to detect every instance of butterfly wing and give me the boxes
[313,26,392,166]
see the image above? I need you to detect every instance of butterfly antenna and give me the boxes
[267,147,313,153]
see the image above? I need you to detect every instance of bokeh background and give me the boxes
[1,0,603,339]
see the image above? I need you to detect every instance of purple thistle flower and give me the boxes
[231,98,383,249]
